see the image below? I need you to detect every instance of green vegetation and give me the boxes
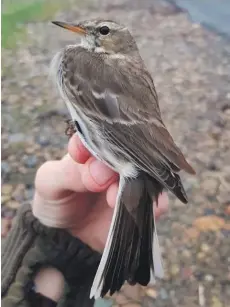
[2,0,71,49]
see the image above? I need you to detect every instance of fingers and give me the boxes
[35,154,118,201]
[106,183,168,219]
[68,134,119,192]
[106,182,119,208]
[82,157,118,192]
[68,134,91,164]
[154,192,169,219]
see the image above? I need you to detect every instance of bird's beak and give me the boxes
[52,21,86,35]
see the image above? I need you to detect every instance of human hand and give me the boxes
[33,134,168,252]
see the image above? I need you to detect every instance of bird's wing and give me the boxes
[63,49,195,180]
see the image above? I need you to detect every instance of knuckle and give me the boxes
[34,161,57,192]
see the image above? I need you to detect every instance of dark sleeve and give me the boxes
[1,202,101,307]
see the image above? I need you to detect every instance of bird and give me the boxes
[51,19,195,299]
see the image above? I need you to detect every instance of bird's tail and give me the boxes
[90,174,164,299]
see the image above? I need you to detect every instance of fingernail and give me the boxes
[89,159,115,186]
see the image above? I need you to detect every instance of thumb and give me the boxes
[81,157,118,192]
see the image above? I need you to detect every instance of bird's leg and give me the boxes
[65,119,77,138]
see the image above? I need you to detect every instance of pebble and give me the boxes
[2,184,13,195]
[18,166,28,174]
[205,274,214,282]
[203,208,216,216]
[25,145,37,154]
[182,249,191,258]
[8,133,25,143]
[94,298,113,307]
[25,187,35,200]
[22,155,37,168]
[194,216,226,232]
[211,296,223,307]
[145,288,158,299]
[1,161,11,174]
[159,288,168,300]
[12,184,25,202]
[170,264,180,276]
[1,195,11,204]
[181,267,193,279]
[186,227,200,239]
[7,200,20,210]
[201,178,219,196]
[36,134,50,146]
[201,243,210,253]
[197,252,206,260]
[207,161,219,171]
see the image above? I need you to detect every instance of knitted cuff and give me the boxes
[1,203,101,307]
[1,203,36,297]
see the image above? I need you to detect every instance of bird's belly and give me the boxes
[79,125,137,178]
[64,98,137,178]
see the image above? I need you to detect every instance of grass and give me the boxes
[1,0,72,49]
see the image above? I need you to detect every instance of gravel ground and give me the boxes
[2,0,230,306]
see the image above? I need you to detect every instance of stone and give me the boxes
[1,195,11,204]
[159,288,168,300]
[7,200,20,210]
[193,216,226,232]
[204,274,214,282]
[94,298,113,307]
[181,267,193,279]
[2,184,13,195]
[8,133,25,143]
[1,161,11,174]
[23,155,37,168]
[36,134,50,146]
[201,178,219,196]
[201,243,210,253]
[145,288,158,299]
[197,252,206,260]
[203,208,216,216]
[170,264,180,276]
[211,296,222,307]
[12,184,25,202]
[186,227,200,239]
[182,249,191,258]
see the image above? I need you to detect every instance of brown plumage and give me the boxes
[51,18,195,299]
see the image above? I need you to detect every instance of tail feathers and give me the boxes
[90,175,164,299]
[162,171,188,204]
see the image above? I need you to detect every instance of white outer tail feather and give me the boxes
[90,177,126,299]
[90,177,164,299]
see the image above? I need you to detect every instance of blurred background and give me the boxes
[1,0,230,306]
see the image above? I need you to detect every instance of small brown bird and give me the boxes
[51,19,195,299]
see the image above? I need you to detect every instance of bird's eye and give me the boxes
[99,26,110,35]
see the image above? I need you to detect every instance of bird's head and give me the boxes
[52,19,138,55]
